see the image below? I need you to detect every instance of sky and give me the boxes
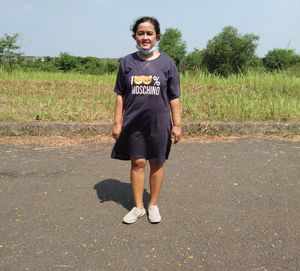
[1,0,300,58]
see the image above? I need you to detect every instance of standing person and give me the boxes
[111,16,182,224]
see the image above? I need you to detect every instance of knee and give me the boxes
[131,158,147,170]
[149,160,164,172]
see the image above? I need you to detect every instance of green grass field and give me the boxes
[0,70,299,122]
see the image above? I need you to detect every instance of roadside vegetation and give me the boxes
[1,69,299,123]
[1,27,300,123]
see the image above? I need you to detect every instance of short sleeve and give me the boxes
[167,61,181,100]
[114,62,126,95]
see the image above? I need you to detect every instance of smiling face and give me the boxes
[133,21,159,51]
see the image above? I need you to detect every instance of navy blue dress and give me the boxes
[111,52,181,164]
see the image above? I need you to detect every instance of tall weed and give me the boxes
[0,70,299,122]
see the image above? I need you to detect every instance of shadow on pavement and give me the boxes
[94,179,150,210]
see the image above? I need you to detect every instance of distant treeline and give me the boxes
[17,52,120,74]
[8,49,300,76]
[1,30,300,76]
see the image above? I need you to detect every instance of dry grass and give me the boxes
[0,135,114,147]
[0,134,299,148]
[1,70,300,122]
[0,79,114,122]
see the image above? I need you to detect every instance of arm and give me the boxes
[112,94,124,140]
[170,98,182,144]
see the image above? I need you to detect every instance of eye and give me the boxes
[136,31,154,36]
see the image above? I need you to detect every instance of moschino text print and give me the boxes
[130,75,161,96]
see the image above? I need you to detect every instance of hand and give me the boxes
[172,125,182,144]
[112,123,122,140]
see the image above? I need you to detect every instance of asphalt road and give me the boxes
[0,139,299,271]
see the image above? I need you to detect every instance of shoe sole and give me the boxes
[123,212,146,224]
[148,218,161,224]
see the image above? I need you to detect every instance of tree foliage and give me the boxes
[0,33,22,71]
[17,54,119,74]
[2,29,300,76]
[55,52,79,72]
[202,26,259,76]
[181,48,203,73]
[159,28,187,66]
[263,49,299,70]
[0,33,119,74]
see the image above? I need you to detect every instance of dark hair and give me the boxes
[131,16,160,35]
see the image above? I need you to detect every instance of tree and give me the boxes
[55,52,79,72]
[0,33,22,72]
[202,26,259,76]
[182,48,203,73]
[263,49,299,70]
[159,28,187,66]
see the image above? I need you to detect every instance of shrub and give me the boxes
[104,59,119,73]
[263,49,299,70]
[55,52,79,72]
[74,56,105,75]
[181,48,203,73]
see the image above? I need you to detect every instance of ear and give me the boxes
[156,34,160,41]
[132,34,136,40]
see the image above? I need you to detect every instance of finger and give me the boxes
[175,134,182,144]
[112,133,118,140]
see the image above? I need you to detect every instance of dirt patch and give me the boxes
[0,135,114,147]
[0,134,299,147]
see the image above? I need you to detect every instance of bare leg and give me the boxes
[130,158,147,209]
[149,161,164,206]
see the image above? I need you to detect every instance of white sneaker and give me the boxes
[148,205,161,223]
[123,207,146,224]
